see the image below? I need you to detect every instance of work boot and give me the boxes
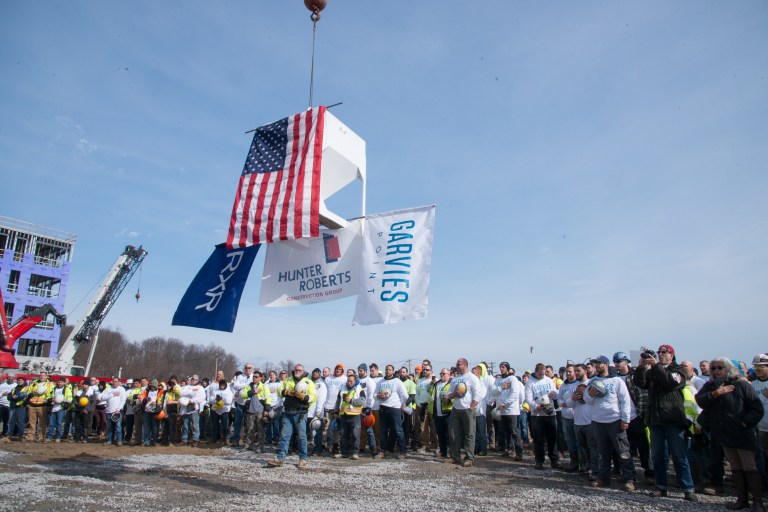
[746,471,765,512]
[332,443,340,455]
[728,470,749,510]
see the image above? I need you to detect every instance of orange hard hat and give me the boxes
[362,413,375,428]
[155,409,167,421]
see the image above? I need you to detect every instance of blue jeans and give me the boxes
[10,407,27,437]
[650,425,695,492]
[143,414,159,444]
[182,412,200,442]
[269,407,283,443]
[379,406,406,454]
[562,417,579,455]
[475,414,488,453]
[213,412,230,442]
[106,411,122,444]
[47,409,66,440]
[277,412,308,462]
[232,403,246,443]
[519,410,529,442]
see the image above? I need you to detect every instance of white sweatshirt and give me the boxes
[582,376,631,424]
[496,375,524,416]
[449,372,484,411]
[373,377,408,408]
[524,375,557,417]
[564,380,592,426]
[324,376,346,411]
[101,385,127,414]
[309,379,327,418]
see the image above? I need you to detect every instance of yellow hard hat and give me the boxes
[78,397,89,407]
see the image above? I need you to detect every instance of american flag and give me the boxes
[227,106,325,248]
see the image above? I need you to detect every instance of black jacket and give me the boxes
[696,378,763,450]
[633,362,687,427]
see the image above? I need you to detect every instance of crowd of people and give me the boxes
[1,345,767,510]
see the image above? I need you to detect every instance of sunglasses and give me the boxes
[658,350,670,354]
[711,365,725,370]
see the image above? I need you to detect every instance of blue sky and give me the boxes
[2,1,766,372]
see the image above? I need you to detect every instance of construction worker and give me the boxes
[356,363,378,457]
[179,374,206,446]
[322,363,345,455]
[8,376,29,440]
[265,370,283,446]
[25,371,54,442]
[231,363,255,446]
[430,368,453,458]
[72,381,93,443]
[398,366,417,451]
[374,364,410,459]
[267,363,316,468]
[242,372,271,453]
[335,372,366,460]
[0,373,15,437]
[102,377,127,446]
[45,376,73,443]
[141,379,162,446]
[124,379,142,445]
[161,376,180,446]
[447,359,484,467]
[415,363,437,453]
[210,378,233,445]
[309,368,327,456]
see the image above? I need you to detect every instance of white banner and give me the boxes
[352,205,435,326]
[260,220,362,307]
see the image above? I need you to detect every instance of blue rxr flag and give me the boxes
[172,243,260,332]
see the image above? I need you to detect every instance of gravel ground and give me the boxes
[0,441,735,511]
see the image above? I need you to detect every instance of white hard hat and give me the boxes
[178,397,190,407]
[294,381,308,394]
[536,395,550,406]
[491,407,501,421]
[753,354,768,366]
[378,388,392,399]
[310,417,322,431]
[36,384,47,395]
[588,380,608,398]
[54,394,64,404]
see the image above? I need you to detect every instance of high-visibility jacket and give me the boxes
[10,384,30,407]
[429,380,453,415]
[28,380,54,406]
[241,382,271,413]
[279,373,317,413]
[403,378,417,410]
[338,384,365,416]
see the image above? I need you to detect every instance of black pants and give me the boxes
[434,413,451,457]
[627,416,653,477]
[0,405,9,436]
[531,415,559,464]
[123,414,135,443]
[499,414,523,455]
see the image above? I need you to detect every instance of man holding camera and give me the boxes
[633,344,698,502]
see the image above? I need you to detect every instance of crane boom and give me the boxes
[52,245,147,373]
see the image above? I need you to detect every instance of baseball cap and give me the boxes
[613,352,630,363]
[657,344,675,356]
[590,355,611,365]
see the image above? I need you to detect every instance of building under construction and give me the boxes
[0,216,76,359]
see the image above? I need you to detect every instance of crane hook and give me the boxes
[304,0,327,22]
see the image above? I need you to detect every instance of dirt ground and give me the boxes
[0,438,737,511]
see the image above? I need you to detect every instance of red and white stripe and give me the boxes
[227,106,325,248]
